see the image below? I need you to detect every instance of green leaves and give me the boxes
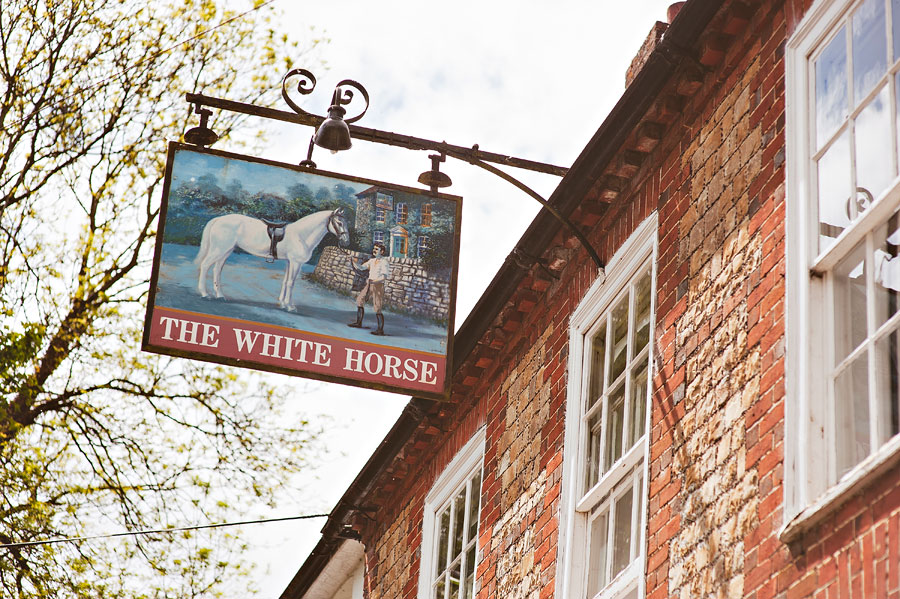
[0,0,326,597]
[0,323,45,396]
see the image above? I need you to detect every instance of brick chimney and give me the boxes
[625,2,686,87]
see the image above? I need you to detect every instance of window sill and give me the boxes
[780,433,900,543]
[591,559,640,599]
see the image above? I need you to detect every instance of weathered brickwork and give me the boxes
[363,396,487,599]
[368,503,414,599]
[479,326,561,599]
[648,1,789,598]
[786,481,900,599]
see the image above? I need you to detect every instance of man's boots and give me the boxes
[348,307,364,328]
[371,313,385,336]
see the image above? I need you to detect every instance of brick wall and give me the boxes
[786,478,900,599]
[645,0,790,597]
[478,325,562,599]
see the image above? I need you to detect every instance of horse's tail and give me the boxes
[194,219,214,266]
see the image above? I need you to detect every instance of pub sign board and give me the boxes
[142,143,462,400]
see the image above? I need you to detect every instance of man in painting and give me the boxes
[348,242,391,335]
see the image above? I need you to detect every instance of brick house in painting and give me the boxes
[282,0,900,598]
[354,186,452,260]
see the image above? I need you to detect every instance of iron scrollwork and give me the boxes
[281,68,369,123]
[330,78,369,124]
[280,68,318,117]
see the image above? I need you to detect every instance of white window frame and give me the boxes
[418,235,430,258]
[557,213,656,599]
[418,428,485,599]
[785,0,900,536]
[396,202,408,225]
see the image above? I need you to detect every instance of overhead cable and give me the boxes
[0,512,330,550]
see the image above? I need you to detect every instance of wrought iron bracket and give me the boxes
[440,147,603,270]
[183,69,603,271]
[183,92,569,176]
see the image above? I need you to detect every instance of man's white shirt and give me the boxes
[362,257,391,282]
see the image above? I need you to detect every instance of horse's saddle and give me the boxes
[263,219,288,262]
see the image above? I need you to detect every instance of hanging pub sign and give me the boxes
[143,143,462,400]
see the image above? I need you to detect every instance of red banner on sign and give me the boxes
[148,307,446,394]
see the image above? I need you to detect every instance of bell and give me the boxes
[314,104,352,152]
[184,107,218,147]
[184,125,218,147]
[417,169,452,189]
[418,153,452,191]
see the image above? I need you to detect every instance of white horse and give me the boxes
[195,208,350,311]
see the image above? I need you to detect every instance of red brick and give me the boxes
[890,515,900,593]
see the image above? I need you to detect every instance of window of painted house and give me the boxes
[418,429,485,599]
[560,214,655,599]
[418,235,430,259]
[422,203,433,227]
[396,202,408,224]
[786,0,900,525]
[376,192,393,224]
[392,234,408,257]
[374,230,385,245]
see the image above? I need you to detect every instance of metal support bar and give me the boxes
[186,93,569,177]
[443,149,603,270]
[185,92,603,270]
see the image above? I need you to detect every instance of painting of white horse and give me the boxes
[195,208,351,311]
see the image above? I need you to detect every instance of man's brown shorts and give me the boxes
[356,280,385,312]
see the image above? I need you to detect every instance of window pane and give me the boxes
[630,358,649,448]
[465,543,477,599]
[835,354,871,477]
[895,73,900,160]
[589,323,607,410]
[468,470,481,542]
[874,210,900,328]
[894,0,900,61]
[612,486,634,577]
[852,0,887,103]
[833,241,868,362]
[604,383,626,472]
[448,558,460,599]
[817,130,852,253]
[633,271,652,353]
[434,577,446,599]
[585,410,602,492]
[874,329,900,444]
[610,297,629,382]
[855,86,893,204]
[635,472,644,536]
[437,508,450,576]
[452,489,466,560]
[816,26,848,148]
[586,513,608,596]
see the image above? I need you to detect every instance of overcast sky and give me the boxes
[228,1,680,596]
